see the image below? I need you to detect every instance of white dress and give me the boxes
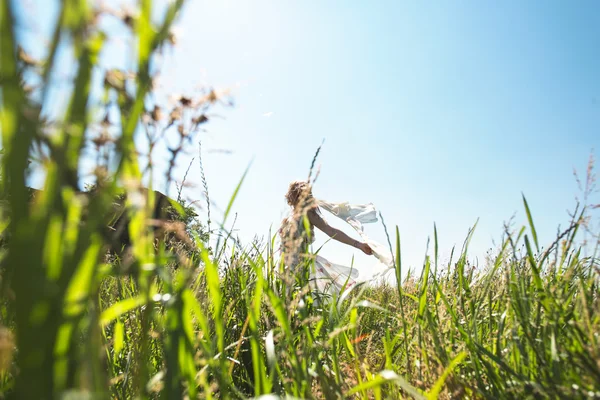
[280,200,394,297]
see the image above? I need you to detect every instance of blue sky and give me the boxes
[16,0,600,274]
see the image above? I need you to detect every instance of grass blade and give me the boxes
[522,193,539,253]
[427,351,467,399]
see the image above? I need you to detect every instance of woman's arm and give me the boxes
[307,209,373,255]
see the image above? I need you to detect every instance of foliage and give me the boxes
[0,1,599,399]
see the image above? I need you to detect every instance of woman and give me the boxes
[279,180,373,272]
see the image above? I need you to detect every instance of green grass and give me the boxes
[1,1,599,399]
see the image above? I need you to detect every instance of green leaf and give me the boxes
[346,370,425,399]
[44,215,64,281]
[433,223,439,276]
[100,295,146,326]
[181,289,212,355]
[524,235,543,292]
[0,0,22,151]
[266,287,292,337]
[63,238,102,317]
[427,351,467,399]
[418,257,431,319]
[223,162,251,224]
[113,321,125,356]
[522,193,539,253]
[137,0,154,65]
[167,197,186,218]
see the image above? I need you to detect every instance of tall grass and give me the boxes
[1,1,599,399]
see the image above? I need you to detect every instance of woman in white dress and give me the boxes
[279,180,373,293]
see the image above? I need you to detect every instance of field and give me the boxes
[1,1,599,399]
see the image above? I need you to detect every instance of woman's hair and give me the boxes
[285,180,314,209]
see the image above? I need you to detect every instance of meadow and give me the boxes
[0,1,599,399]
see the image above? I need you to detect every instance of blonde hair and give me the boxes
[285,180,314,209]
[281,180,317,269]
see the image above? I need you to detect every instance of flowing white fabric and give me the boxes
[308,200,395,296]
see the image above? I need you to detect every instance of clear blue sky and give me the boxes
[16,0,600,274]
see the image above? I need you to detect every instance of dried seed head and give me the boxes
[169,107,182,124]
[168,27,182,46]
[101,113,112,128]
[93,166,110,185]
[151,105,164,122]
[207,90,218,103]
[18,46,41,67]
[105,69,127,91]
[120,5,139,28]
[23,83,36,95]
[179,96,193,106]
[193,114,209,125]
[91,131,113,148]
[151,75,161,91]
